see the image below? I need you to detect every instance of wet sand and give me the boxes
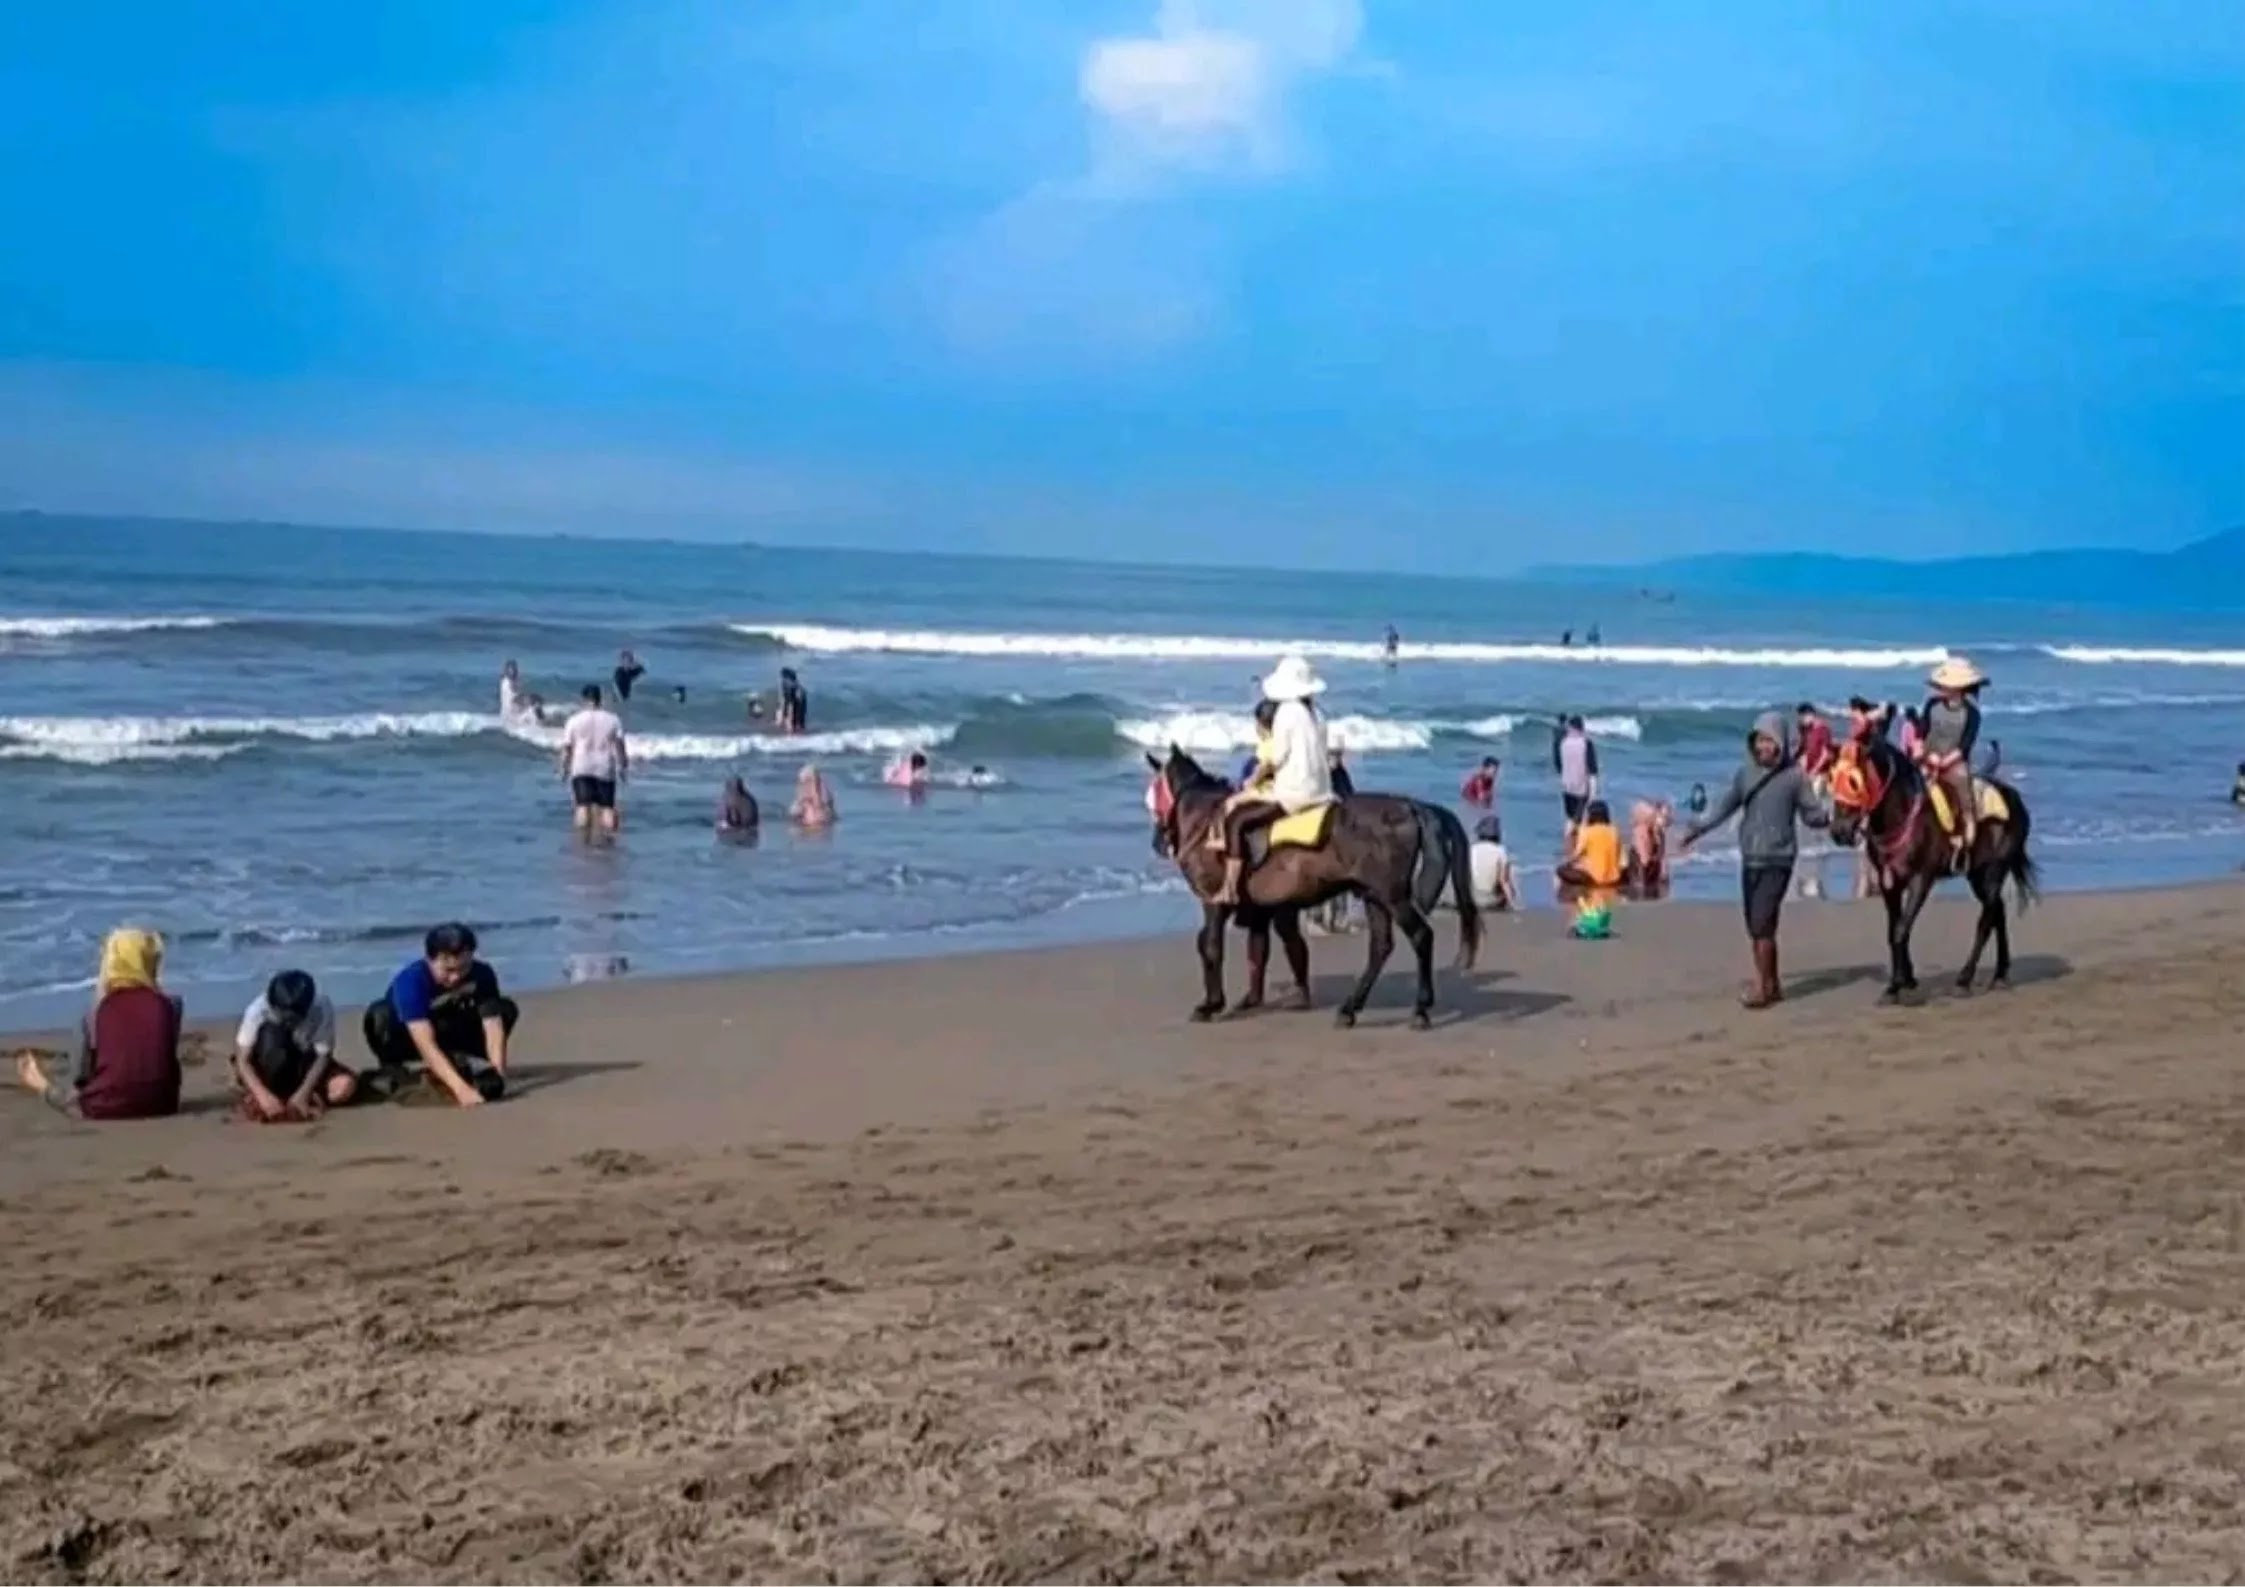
[6,882,2245,1582]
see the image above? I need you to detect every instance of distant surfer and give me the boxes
[1560,628,1573,647]
[1585,623,1602,647]
[1382,624,1400,665]
[2233,762,2245,807]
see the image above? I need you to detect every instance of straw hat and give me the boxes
[1261,654,1328,702]
[1927,655,1987,691]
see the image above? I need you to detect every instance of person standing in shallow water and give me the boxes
[559,684,628,839]
[612,648,645,703]
[1678,711,1830,1009]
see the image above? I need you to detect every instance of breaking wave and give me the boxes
[734,622,1951,670]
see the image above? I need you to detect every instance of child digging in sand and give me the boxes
[234,969,358,1121]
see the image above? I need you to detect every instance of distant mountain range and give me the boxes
[1535,525,2245,610]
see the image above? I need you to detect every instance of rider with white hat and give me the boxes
[1213,654,1336,904]
[1920,655,1988,854]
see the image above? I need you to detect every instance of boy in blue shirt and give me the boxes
[361,923,518,1107]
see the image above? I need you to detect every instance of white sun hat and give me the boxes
[1928,655,1987,690]
[1261,654,1328,702]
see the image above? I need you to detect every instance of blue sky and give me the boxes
[1,0,2238,570]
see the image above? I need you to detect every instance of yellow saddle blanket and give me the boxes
[1930,778,2010,835]
[1268,802,1338,851]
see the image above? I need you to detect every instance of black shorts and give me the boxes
[1742,862,1793,940]
[571,776,616,810]
[1562,793,1590,823]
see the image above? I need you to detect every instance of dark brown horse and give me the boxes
[1146,748,1480,1028]
[1827,736,2039,1001]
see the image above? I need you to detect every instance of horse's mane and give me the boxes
[1859,735,1923,802]
[1165,749,1231,799]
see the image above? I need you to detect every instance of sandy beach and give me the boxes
[5,881,2245,1582]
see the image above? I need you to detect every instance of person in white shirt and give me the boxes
[558,684,629,837]
[234,969,356,1119]
[499,660,528,722]
[1468,815,1519,911]
[1213,654,1335,905]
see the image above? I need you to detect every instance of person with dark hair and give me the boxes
[1460,756,1500,807]
[717,775,759,834]
[2232,761,2245,807]
[1796,701,1835,779]
[559,683,628,838]
[1679,711,1830,1009]
[777,668,809,734]
[1468,815,1518,911]
[612,648,645,702]
[1553,715,1600,838]
[361,924,518,1107]
[234,969,357,1120]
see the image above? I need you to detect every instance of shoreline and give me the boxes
[7,878,2245,1579]
[5,846,2241,1040]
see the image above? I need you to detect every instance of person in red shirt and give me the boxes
[1795,702,1836,780]
[1460,756,1500,807]
[14,927,183,1120]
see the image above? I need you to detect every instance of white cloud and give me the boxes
[931,0,1365,358]
[1080,0,1364,174]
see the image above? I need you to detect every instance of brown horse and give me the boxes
[1146,748,1481,1028]
[1827,736,2039,1001]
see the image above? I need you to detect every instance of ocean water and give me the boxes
[5,515,2243,1027]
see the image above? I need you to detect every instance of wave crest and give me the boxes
[737,621,1948,670]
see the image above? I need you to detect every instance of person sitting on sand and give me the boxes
[1627,799,1672,895]
[15,927,183,1120]
[1468,815,1518,911]
[1678,711,1830,1009]
[1460,756,1500,808]
[234,969,357,1121]
[791,763,838,828]
[717,775,759,834]
[1556,799,1626,896]
[361,923,516,1108]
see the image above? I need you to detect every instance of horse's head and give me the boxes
[1143,745,1219,858]
[1827,736,1905,848]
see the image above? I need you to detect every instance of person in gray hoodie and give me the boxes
[1678,710,1830,1008]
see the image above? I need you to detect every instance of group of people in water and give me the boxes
[502,653,995,842]
[15,921,522,1120]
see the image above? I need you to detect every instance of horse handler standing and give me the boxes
[1677,710,1830,1008]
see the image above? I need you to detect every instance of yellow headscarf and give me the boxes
[97,927,164,996]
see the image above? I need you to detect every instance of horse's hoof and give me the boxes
[1189,1006,1216,1024]
[1284,990,1312,1013]
[1989,975,2011,991]
[1224,999,1261,1020]
[1409,1010,1432,1032]
[1334,1009,1357,1029]
[1878,987,1902,1006]
[1954,978,1975,997]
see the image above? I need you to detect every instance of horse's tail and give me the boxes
[2002,784,2040,912]
[1413,800,1481,970]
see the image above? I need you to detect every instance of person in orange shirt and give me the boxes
[1556,799,1625,938]
[1557,800,1625,890]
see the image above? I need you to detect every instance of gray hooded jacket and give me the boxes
[1684,710,1829,865]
